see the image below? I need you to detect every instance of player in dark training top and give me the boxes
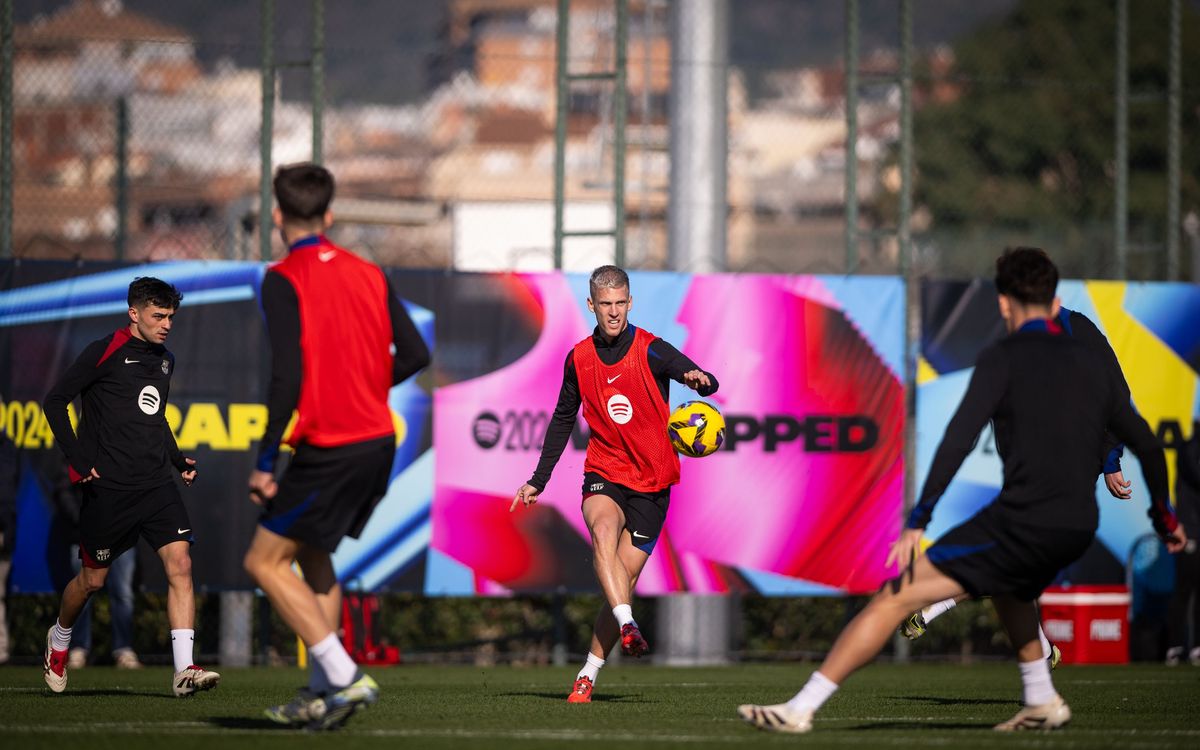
[738,247,1186,734]
[511,265,720,704]
[42,277,219,697]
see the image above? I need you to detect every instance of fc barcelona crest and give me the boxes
[161,359,170,375]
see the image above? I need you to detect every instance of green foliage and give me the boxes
[903,0,1200,236]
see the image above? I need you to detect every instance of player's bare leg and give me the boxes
[158,540,218,695]
[582,494,649,657]
[58,565,110,628]
[571,530,651,702]
[44,565,110,692]
[246,526,373,727]
[243,528,330,645]
[991,595,1070,731]
[263,546,343,723]
[589,533,650,658]
[739,556,963,733]
[159,541,195,630]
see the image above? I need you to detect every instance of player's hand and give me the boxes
[249,469,278,506]
[511,483,540,512]
[682,369,711,392]
[886,528,925,571]
[1104,471,1132,500]
[181,457,198,486]
[78,467,101,484]
[1164,522,1188,554]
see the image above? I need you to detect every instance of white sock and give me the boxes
[785,671,839,714]
[170,629,195,673]
[51,620,73,651]
[309,633,358,689]
[612,604,635,628]
[1038,625,1053,660]
[1018,658,1057,706]
[922,598,958,624]
[577,653,605,683]
[308,660,332,694]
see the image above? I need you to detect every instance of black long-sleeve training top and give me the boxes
[44,328,187,490]
[909,318,1175,535]
[527,324,719,492]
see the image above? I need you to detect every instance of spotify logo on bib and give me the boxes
[607,394,633,424]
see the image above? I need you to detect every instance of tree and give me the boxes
[897,0,1200,249]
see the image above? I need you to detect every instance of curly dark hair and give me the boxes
[127,277,183,310]
[995,247,1058,305]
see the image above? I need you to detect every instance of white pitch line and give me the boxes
[3,721,1199,742]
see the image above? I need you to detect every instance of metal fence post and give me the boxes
[553,0,569,270]
[1,0,12,259]
[114,97,128,261]
[1166,0,1181,280]
[260,0,275,263]
[845,0,859,274]
[613,0,627,267]
[312,0,324,165]
[1115,0,1128,278]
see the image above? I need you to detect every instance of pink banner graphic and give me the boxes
[433,272,904,595]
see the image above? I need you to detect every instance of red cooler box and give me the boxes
[1039,585,1129,664]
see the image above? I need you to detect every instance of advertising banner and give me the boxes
[918,280,1200,581]
[1,262,904,595]
[430,272,905,595]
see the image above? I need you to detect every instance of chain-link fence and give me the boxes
[3,0,1198,278]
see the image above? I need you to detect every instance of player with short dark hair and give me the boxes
[42,276,218,697]
[512,264,719,703]
[738,247,1185,734]
[901,247,1137,664]
[244,162,430,730]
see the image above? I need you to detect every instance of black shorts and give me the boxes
[78,481,192,568]
[926,505,1094,601]
[582,471,671,554]
[260,435,395,552]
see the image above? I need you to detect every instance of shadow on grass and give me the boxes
[43,689,174,699]
[844,720,994,731]
[892,694,1012,706]
[496,691,649,703]
[206,716,297,731]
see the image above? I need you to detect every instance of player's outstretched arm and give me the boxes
[650,338,719,396]
[43,339,107,480]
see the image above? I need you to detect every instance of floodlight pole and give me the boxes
[845,0,859,274]
[1114,0,1128,278]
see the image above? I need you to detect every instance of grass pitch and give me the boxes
[1,662,1197,749]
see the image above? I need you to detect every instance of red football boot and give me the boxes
[567,675,594,703]
[620,623,649,657]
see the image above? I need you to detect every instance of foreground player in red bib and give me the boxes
[243,164,430,730]
[512,265,719,703]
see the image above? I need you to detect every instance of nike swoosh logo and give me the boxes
[632,531,649,539]
[607,374,622,383]
[318,250,336,262]
[177,528,191,535]
[124,357,139,364]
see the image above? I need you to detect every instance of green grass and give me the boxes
[1,663,1198,749]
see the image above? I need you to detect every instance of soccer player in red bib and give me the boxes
[512,265,719,704]
[243,163,430,730]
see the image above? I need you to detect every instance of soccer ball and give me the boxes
[668,400,725,458]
